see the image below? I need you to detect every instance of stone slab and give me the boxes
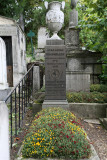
[45,40,66,100]
[84,119,101,125]
[42,100,69,110]
[69,103,107,118]
[66,71,90,92]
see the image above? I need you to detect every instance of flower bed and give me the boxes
[22,107,91,159]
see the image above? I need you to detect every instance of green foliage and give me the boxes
[67,92,107,103]
[77,0,107,83]
[0,0,16,17]
[90,84,107,92]
[22,107,91,159]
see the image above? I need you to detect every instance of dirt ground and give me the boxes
[10,108,107,160]
[80,118,107,160]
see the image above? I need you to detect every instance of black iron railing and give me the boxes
[5,63,36,149]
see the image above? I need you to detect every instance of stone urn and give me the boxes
[44,1,65,39]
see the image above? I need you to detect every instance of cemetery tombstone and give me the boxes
[0,38,10,101]
[42,1,68,109]
[0,37,8,89]
[34,27,49,61]
[42,39,69,108]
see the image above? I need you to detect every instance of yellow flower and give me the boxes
[36,142,40,146]
[50,149,53,153]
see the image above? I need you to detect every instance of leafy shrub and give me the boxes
[90,84,107,93]
[22,108,91,159]
[67,92,107,103]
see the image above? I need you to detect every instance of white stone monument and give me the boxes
[0,101,10,160]
[35,27,49,61]
[38,27,49,48]
[0,37,8,89]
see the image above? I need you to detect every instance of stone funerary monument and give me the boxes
[42,1,68,108]
[0,16,26,100]
[65,0,102,92]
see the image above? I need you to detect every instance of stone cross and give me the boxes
[0,37,8,89]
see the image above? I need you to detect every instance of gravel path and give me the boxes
[80,118,107,160]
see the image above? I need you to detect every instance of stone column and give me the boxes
[33,66,40,94]
[42,40,69,109]
[0,37,8,89]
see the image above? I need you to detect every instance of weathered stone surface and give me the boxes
[84,119,101,125]
[69,103,107,118]
[0,16,27,87]
[66,49,102,86]
[33,66,40,94]
[69,9,78,28]
[0,16,14,25]
[0,89,11,101]
[45,40,66,100]
[0,38,8,90]
[38,27,49,48]
[66,71,90,92]
[65,28,80,49]
[42,100,69,109]
[0,26,17,36]
[0,101,10,160]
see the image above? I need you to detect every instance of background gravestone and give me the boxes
[65,0,102,91]
[34,27,49,61]
[38,27,49,49]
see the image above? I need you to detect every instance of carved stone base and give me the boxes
[42,100,69,110]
